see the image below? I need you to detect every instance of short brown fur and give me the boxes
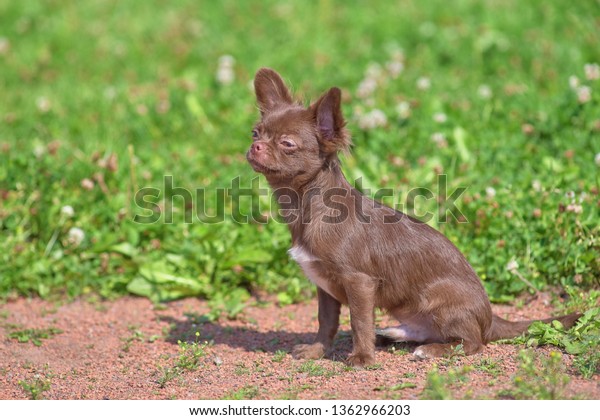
[247,68,581,367]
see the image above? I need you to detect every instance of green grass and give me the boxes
[0,1,598,312]
[512,306,600,378]
[420,365,474,399]
[296,360,339,378]
[19,375,52,400]
[473,357,503,377]
[222,385,261,400]
[272,349,288,363]
[421,350,573,399]
[156,331,208,388]
[498,350,570,399]
[8,327,63,346]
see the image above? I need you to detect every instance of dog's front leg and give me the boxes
[345,274,376,368]
[293,287,341,360]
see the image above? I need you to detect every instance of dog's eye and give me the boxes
[251,129,259,140]
[280,139,297,148]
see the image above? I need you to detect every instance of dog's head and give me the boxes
[246,68,350,183]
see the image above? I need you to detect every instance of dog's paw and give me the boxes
[412,343,447,360]
[292,343,325,360]
[346,352,376,368]
[412,346,431,360]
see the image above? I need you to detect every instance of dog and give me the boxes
[246,68,581,367]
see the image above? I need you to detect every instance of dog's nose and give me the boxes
[251,142,265,153]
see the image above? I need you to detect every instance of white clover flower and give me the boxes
[566,203,583,214]
[386,61,404,78]
[218,54,235,68]
[67,227,85,246]
[387,46,405,63]
[357,77,377,99]
[568,75,580,89]
[506,259,519,273]
[36,96,51,113]
[584,63,600,81]
[485,186,496,198]
[430,132,447,148]
[565,190,575,200]
[396,101,411,119]
[216,67,234,85]
[216,54,235,85]
[33,144,45,158]
[416,77,431,91]
[81,178,94,190]
[358,109,387,130]
[477,84,492,99]
[576,85,591,104]
[365,62,383,79]
[370,109,387,126]
[532,179,542,192]
[595,153,600,166]
[60,205,74,218]
[433,112,447,123]
[431,132,446,144]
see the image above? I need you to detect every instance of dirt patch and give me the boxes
[0,294,598,400]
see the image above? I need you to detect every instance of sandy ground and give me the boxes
[0,294,598,400]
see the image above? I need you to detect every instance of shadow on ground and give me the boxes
[159,314,417,362]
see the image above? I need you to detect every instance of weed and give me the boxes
[279,384,314,400]
[8,327,63,346]
[234,362,251,376]
[364,363,384,371]
[387,345,409,356]
[436,343,466,367]
[473,357,503,376]
[156,332,208,388]
[175,332,208,370]
[223,385,260,400]
[19,370,53,400]
[558,288,600,314]
[272,349,288,363]
[513,307,600,378]
[499,350,570,399]
[120,326,144,352]
[297,360,337,378]
[420,365,473,399]
[157,366,179,389]
[375,381,418,399]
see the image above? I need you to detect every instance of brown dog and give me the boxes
[246,68,580,367]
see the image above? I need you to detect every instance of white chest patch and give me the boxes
[288,246,336,299]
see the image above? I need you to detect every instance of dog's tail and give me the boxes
[487,312,581,342]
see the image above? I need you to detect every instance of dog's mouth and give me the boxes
[247,154,279,174]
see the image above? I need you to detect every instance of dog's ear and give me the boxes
[311,87,350,153]
[254,68,294,115]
